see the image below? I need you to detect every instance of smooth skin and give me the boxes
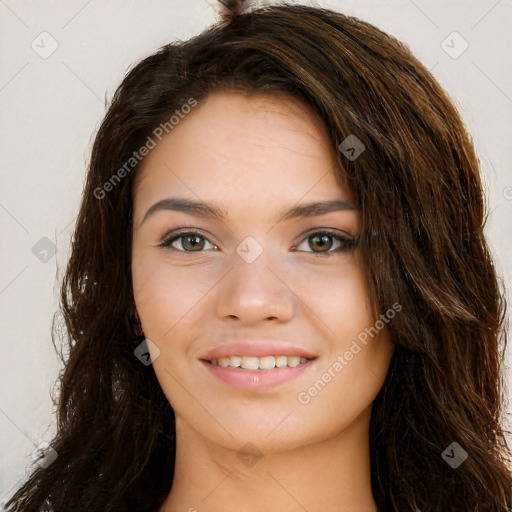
[131,90,394,512]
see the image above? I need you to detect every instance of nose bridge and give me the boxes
[216,234,295,322]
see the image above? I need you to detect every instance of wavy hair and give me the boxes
[5,3,512,511]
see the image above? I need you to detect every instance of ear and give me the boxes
[130,306,144,337]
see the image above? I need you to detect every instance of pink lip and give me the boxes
[202,341,317,360]
[200,359,315,392]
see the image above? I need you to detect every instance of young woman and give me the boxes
[5,1,512,511]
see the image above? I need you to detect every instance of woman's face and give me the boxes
[131,90,394,453]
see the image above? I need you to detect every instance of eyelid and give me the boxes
[293,228,356,258]
[294,227,353,244]
[158,227,218,250]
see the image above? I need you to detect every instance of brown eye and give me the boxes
[309,234,334,252]
[295,230,356,258]
[178,234,205,251]
[159,230,216,252]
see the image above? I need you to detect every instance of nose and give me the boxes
[215,248,296,325]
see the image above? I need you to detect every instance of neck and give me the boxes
[159,408,378,512]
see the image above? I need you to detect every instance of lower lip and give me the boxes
[201,360,314,392]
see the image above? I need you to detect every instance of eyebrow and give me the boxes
[138,197,357,227]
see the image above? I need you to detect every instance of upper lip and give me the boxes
[201,341,318,361]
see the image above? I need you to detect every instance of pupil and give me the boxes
[310,234,332,252]
[184,235,203,251]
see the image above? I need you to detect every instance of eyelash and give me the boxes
[158,228,357,258]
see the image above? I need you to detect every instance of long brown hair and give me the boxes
[5,3,512,511]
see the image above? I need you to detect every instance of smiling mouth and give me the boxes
[204,355,316,370]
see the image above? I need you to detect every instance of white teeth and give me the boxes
[258,356,275,370]
[230,356,241,367]
[287,356,301,367]
[275,355,287,368]
[210,355,311,370]
[241,356,259,370]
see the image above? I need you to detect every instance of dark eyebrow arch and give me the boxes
[138,197,357,227]
[275,199,357,222]
[139,198,227,227]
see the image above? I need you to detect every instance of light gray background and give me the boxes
[1,0,511,503]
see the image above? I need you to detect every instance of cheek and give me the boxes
[335,271,374,343]
[131,254,211,344]
[291,260,373,345]
[297,262,390,389]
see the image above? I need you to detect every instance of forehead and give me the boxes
[132,90,350,215]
